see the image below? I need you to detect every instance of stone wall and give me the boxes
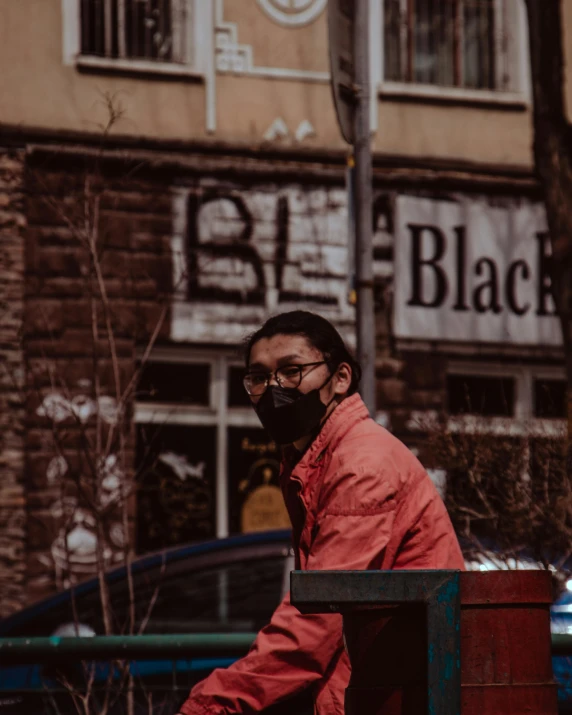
[0,150,27,618]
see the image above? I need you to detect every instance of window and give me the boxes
[137,422,217,550]
[63,0,208,76]
[134,349,284,547]
[445,363,566,428]
[382,0,525,95]
[80,0,191,64]
[428,363,566,550]
[138,361,210,404]
[447,374,515,417]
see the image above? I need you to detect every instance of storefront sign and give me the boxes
[394,195,562,346]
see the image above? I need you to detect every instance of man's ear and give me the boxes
[333,362,352,395]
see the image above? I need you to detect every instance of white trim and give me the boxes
[405,409,566,439]
[214,0,329,83]
[379,81,527,107]
[135,405,218,424]
[135,404,260,429]
[448,416,566,438]
[447,361,565,380]
[63,0,209,76]
[76,55,204,78]
[446,360,566,429]
[135,345,239,364]
[62,0,80,65]
[225,411,263,428]
[242,66,329,82]
[369,0,382,134]
[214,356,229,538]
[194,0,217,132]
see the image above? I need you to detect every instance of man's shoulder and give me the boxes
[338,417,418,466]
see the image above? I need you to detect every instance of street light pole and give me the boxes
[353,0,375,416]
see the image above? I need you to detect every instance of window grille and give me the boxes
[384,0,511,91]
[80,0,191,64]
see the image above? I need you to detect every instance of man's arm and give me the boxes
[178,591,344,714]
[178,487,399,714]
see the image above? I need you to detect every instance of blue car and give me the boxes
[2,530,572,713]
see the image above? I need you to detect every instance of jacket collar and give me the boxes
[291,393,371,479]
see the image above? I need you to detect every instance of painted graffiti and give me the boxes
[186,188,344,307]
[158,452,206,481]
[37,391,118,425]
[46,496,123,589]
[171,182,394,344]
[36,389,124,588]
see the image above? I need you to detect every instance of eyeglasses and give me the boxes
[243,361,327,396]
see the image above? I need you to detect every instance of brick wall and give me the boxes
[0,150,26,617]
[8,146,451,613]
[23,154,173,605]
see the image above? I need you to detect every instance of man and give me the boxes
[178,311,464,715]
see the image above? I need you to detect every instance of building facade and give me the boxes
[0,0,568,614]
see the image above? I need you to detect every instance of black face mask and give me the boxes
[254,372,335,445]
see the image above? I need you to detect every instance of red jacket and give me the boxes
[180,394,464,714]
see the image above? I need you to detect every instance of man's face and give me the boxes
[247,334,348,408]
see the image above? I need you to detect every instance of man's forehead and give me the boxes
[250,335,321,362]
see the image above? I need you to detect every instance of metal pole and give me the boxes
[353,0,375,417]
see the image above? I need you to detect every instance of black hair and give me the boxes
[245,310,362,395]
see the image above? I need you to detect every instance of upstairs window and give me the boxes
[383,0,518,92]
[79,0,192,64]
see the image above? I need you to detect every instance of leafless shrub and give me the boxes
[424,412,570,593]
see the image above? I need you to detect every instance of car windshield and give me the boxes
[2,543,290,638]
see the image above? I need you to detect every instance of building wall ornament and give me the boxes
[256,0,327,27]
[214,0,329,82]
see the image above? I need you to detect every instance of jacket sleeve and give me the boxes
[178,491,398,714]
[177,591,344,714]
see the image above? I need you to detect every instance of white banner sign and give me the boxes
[394,195,562,346]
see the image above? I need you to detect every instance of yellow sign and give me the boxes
[241,483,290,533]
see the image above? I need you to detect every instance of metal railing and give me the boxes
[0,633,256,665]
[1,632,572,663]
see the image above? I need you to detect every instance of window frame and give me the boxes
[134,347,260,539]
[406,361,566,438]
[374,0,531,107]
[61,0,212,78]
[445,361,566,437]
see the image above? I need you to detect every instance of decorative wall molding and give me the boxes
[214,0,329,82]
[256,0,327,28]
[295,119,316,141]
[263,118,289,141]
